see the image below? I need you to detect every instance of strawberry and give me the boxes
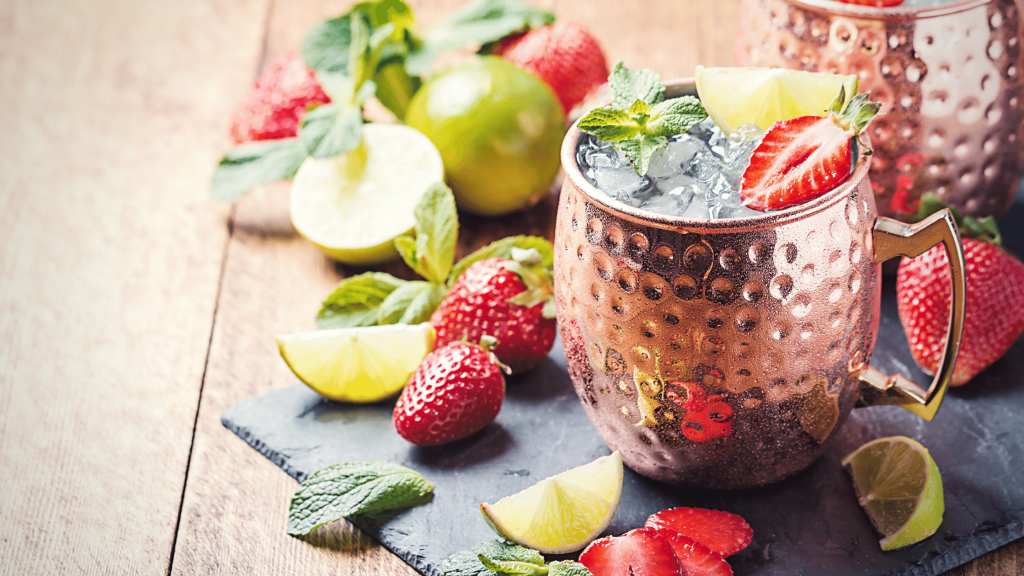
[646,507,753,557]
[741,87,880,211]
[392,341,505,446]
[430,251,556,374]
[492,22,609,115]
[666,381,734,443]
[896,204,1024,385]
[230,53,330,143]
[651,528,733,576]
[836,0,904,5]
[579,527,683,576]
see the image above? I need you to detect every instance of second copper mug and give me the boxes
[554,81,968,490]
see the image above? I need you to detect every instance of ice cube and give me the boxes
[647,139,704,178]
[685,148,720,182]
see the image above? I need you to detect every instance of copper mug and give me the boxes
[553,81,967,489]
[734,0,1024,220]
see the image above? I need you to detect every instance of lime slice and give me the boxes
[842,436,944,551]
[695,66,858,133]
[480,451,623,554]
[277,323,435,403]
[289,123,444,265]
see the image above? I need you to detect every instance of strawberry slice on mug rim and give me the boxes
[740,87,881,211]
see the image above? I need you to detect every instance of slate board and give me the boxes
[223,191,1024,576]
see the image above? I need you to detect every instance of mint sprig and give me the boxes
[578,61,708,176]
[443,541,594,576]
[210,139,308,202]
[286,461,433,536]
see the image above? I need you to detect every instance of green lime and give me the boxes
[277,323,435,403]
[695,66,858,133]
[405,56,565,216]
[480,451,622,554]
[842,436,944,551]
[289,123,444,265]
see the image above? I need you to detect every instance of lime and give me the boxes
[405,56,565,217]
[289,123,444,265]
[480,451,622,554]
[277,323,435,403]
[842,436,944,551]
[695,66,858,133]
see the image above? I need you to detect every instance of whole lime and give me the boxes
[405,56,565,216]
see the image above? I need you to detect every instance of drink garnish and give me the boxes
[443,540,594,576]
[739,85,880,211]
[286,461,433,535]
[578,62,708,175]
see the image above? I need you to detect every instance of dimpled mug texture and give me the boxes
[555,85,888,489]
[735,0,1024,219]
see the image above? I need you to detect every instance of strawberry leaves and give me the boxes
[917,192,1002,246]
[578,61,707,175]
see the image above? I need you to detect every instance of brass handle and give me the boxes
[856,209,967,421]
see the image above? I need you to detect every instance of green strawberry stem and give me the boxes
[916,193,1002,246]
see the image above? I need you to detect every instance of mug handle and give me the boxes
[856,209,967,421]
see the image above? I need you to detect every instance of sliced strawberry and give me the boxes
[741,88,880,211]
[579,527,683,576]
[646,507,753,557]
[651,528,733,576]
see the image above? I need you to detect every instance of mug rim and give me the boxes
[560,78,874,234]
[784,0,993,20]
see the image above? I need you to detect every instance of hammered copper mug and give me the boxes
[553,81,967,490]
[734,0,1024,220]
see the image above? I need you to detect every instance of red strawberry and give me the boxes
[897,236,1024,386]
[646,507,753,557]
[430,254,556,374]
[579,527,682,576]
[651,528,733,576]
[392,342,505,446]
[741,89,880,211]
[666,382,734,443]
[836,0,904,5]
[492,22,609,115]
[230,53,330,143]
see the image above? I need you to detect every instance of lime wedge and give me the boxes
[480,451,623,554]
[277,323,435,403]
[695,66,858,133]
[289,123,444,265]
[842,436,944,551]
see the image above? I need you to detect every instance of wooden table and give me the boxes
[0,0,1019,573]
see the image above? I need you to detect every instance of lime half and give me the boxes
[842,436,944,551]
[695,66,858,133]
[277,323,435,403]
[480,451,623,554]
[289,123,444,265]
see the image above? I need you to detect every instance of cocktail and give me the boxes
[734,0,1024,220]
[553,67,968,489]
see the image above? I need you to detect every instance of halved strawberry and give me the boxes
[740,87,880,211]
[651,528,733,576]
[579,527,682,576]
[645,507,753,557]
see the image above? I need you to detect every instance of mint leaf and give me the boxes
[211,138,308,202]
[377,281,448,325]
[300,103,365,159]
[548,562,594,576]
[479,556,548,576]
[316,272,406,329]
[577,107,642,142]
[616,134,667,176]
[449,236,553,286]
[302,14,359,75]
[609,61,664,108]
[395,182,459,284]
[408,0,554,75]
[443,540,545,576]
[286,461,433,536]
[646,96,707,137]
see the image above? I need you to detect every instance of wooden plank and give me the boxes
[0,0,270,573]
[170,0,1020,574]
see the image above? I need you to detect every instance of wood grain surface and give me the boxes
[0,0,1019,574]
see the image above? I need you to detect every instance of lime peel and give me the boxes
[842,436,944,551]
[480,451,623,554]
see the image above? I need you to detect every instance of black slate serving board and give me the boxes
[223,194,1024,576]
